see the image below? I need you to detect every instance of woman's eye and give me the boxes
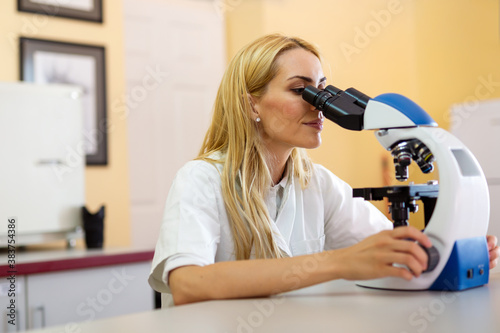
[291,88,305,94]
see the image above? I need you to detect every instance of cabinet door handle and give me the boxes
[36,159,66,166]
[32,305,46,328]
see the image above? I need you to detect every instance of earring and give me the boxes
[256,117,261,123]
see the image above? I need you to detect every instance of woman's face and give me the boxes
[252,47,326,157]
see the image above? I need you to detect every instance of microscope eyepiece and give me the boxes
[302,85,367,131]
[324,85,342,97]
[302,86,333,110]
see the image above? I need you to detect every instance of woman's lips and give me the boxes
[303,119,324,130]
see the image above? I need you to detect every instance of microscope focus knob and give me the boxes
[421,245,440,273]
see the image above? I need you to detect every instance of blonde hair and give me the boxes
[198,34,319,260]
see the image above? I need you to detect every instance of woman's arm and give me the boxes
[170,226,431,305]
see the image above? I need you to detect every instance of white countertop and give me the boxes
[22,272,500,333]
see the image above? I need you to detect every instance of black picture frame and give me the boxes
[20,37,108,165]
[18,0,103,23]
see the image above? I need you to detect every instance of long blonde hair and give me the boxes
[198,34,319,260]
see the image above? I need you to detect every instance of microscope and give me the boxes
[303,86,490,291]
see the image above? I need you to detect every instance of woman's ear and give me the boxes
[247,93,260,121]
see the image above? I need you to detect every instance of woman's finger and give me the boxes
[487,235,498,250]
[490,245,499,269]
[392,226,432,248]
[385,264,415,281]
[390,239,429,271]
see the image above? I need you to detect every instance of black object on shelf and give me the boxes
[82,205,105,249]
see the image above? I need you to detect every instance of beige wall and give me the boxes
[0,1,131,247]
[226,0,500,228]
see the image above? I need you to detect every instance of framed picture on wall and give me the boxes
[18,0,103,23]
[20,37,108,165]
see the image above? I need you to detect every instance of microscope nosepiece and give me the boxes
[413,142,435,174]
[391,139,435,181]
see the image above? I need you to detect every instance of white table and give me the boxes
[22,272,500,333]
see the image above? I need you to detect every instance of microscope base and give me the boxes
[429,237,489,291]
[356,237,489,291]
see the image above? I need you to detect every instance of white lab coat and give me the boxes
[149,157,392,306]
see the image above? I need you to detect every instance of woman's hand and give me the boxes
[487,235,499,269]
[332,226,431,281]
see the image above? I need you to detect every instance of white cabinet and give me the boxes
[0,82,85,247]
[0,260,154,332]
[0,248,155,331]
[25,262,154,330]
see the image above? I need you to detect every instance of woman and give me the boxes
[149,34,499,307]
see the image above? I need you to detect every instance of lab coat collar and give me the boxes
[270,159,296,257]
[272,181,295,257]
[272,157,293,189]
